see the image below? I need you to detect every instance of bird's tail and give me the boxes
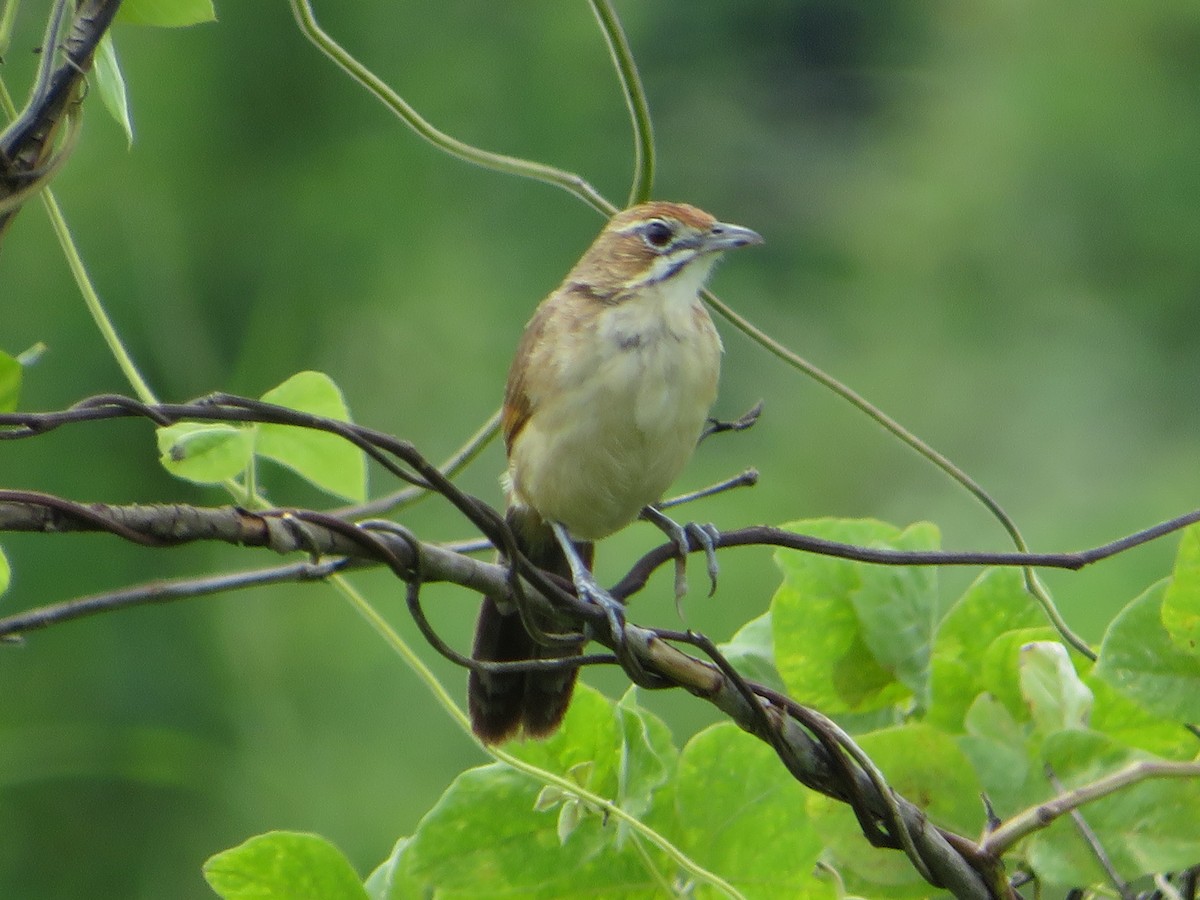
[468,508,591,744]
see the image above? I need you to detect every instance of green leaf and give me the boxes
[0,545,10,597]
[717,611,785,693]
[808,723,983,892]
[978,626,1060,724]
[364,837,419,900]
[117,0,216,27]
[848,522,939,699]
[614,689,676,824]
[1026,731,1200,886]
[203,831,366,900]
[157,422,254,483]
[928,567,1047,731]
[0,350,20,412]
[256,371,367,502]
[94,35,133,145]
[1019,641,1093,733]
[1095,580,1200,720]
[402,686,670,896]
[674,723,822,898]
[959,693,1038,819]
[1086,674,1196,760]
[772,519,939,714]
[1161,524,1200,657]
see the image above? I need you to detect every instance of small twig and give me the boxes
[329,407,501,519]
[0,557,349,639]
[1044,765,1132,900]
[288,0,614,217]
[699,401,764,443]
[610,513,1200,603]
[0,0,124,240]
[982,760,1200,858]
[656,468,759,512]
[588,0,654,206]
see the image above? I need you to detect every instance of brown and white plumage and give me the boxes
[469,202,761,744]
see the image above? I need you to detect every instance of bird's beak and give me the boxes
[701,221,764,253]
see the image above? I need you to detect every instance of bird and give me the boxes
[468,201,763,744]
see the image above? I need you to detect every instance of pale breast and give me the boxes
[508,295,721,541]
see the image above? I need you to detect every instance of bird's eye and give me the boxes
[642,219,674,249]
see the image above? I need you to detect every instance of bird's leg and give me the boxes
[548,521,626,646]
[641,505,721,606]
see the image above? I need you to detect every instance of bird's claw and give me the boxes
[641,507,722,611]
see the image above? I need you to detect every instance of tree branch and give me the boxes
[0,0,124,242]
[6,392,1200,898]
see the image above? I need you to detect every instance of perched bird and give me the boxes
[468,201,762,743]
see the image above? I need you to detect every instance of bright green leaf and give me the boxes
[717,611,785,693]
[1086,674,1196,760]
[1161,524,1200,657]
[256,371,367,502]
[94,35,133,145]
[117,0,216,27]
[928,567,1047,731]
[614,689,676,824]
[772,519,939,714]
[978,626,1060,724]
[502,684,624,796]
[1019,641,1093,733]
[157,422,254,483]
[364,837,417,900]
[849,521,939,699]
[1026,731,1200,886]
[863,722,985,835]
[203,831,366,900]
[1095,580,1200,720]
[403,688,663,897]
[0,546,10,597]
[0,351,20,412]
[674,723,822,898]
[959,693,1038,819]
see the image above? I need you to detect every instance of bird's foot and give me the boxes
[641,506,721,609]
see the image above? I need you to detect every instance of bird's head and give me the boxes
[567,201,762,301]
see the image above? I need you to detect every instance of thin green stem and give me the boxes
[0,0,20,56]
[0,78,159,406]
[289,0,615,217]
[334,575,745,900]
[332,407,501,519]
[40,189,160,404]
[589,0,654,206]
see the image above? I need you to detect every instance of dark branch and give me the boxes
[0,0,125,242]
[3,392,1194,898]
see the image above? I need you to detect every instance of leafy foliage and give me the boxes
[4,0,1200,895]
[157,371,367,501]
[202,519,1200,896]
[0,350,19,413]
[204,831,366,900]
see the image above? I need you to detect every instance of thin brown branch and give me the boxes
[982,760,1200,859]
[5,392,1198,898]
[1042,766,1132,900]
[610,511,1200,602]
[0,557,349,639]
[0,0,124,242]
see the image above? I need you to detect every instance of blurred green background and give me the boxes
[2,1,1199,896]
